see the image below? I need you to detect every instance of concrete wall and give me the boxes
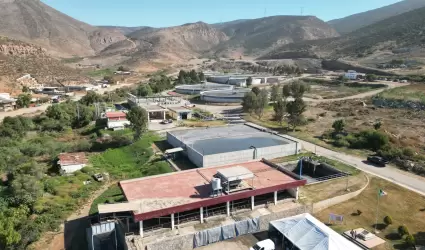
[188,147,204,168]
[202,149,255,168]
[201,95,244,103]
[62,164,86,174]
[108,120,130,129]
[287,187,299,200]
[167,133,185,149]
[256,143,297,160]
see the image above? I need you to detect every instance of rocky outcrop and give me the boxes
[0,43,46,56]
[394,158,425,177]
[372,97,425,111]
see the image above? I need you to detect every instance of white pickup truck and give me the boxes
[250,239,275,250]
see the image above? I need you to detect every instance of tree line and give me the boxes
[176,70,205,85]
[242,81,309,131]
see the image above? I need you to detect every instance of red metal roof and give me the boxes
[106,111,127,119]
[119,160,306,221]
[58,152,88,166]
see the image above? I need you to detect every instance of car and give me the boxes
[250,239,275,250]
[367,156,389,167]
[161,120,169,124]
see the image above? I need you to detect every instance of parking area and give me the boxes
[197,232,268,250]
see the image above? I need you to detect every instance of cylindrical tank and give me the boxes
[211,178,222,191]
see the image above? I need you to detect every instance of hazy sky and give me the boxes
[41,0,402,27]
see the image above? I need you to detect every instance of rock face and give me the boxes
[0,42,46,56]
[0,0,126,57]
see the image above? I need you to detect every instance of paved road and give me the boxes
[283,134,425,196]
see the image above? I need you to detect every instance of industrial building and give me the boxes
[200,88,251,103]
[175,83,233,95]
[95,159,305,240]
[168,106,193,120]
[167,124,300,168]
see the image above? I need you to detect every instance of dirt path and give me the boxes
[34,181,117,250]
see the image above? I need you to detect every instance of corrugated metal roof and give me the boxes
[58,152,88,166]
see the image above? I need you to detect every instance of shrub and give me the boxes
[398,225,409,237]
[402,147,415,158]
[378,146,403,160]
[405,234,415,246]
[333,138,350,148]
[384,215,393,225]
[332,119,345,133]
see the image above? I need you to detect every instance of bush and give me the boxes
[378,146,403,160]
[405,234,415,246]
[398,225,409,237]
[333,138,350,148]
[402,147,415,158]
[384,215,393,225]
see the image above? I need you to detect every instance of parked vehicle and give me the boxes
[250,239,275,250]
[161,120,169,124]
[93,173,104,182]
[367,156,389,167]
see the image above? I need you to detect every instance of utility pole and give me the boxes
[76,102,80,121]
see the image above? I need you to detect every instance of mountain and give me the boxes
[212,15,339,57]
[100,22,229,66]
[100,26,154,35]
[328,0,425,34]
[262,6,425,60]
[0,0,126,57]
[0,37,86,93]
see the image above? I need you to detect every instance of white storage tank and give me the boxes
[211,178,222,191]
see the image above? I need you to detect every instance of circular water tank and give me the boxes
[211,178,222,191]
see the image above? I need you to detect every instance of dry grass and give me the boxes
[182,120,226,127]
[299,174,368,204]
[314,176,425,249]
[378,84,425,103]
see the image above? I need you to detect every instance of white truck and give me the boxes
[250,239,275,250]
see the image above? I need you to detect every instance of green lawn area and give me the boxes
[377,84,425,103]
[315,176,425,249]
[90,132,173,179]
[86,68,114,78]
[61,57,84,64]
[89,184,125,215]
[89,133,173,214]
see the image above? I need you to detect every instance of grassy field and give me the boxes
[314,176,425,249]
[304,82,385,99]
[300,173,367,204]
[89,184,124,215]
[377,84,425,103]
[61,57,84,64]
[90,133,172,179]
[86,68,114,78]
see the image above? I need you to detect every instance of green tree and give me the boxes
[16,94,31,108]
[251,86,261,95]
[9,174,43,207]
[286,98,307,131]
[366,74,377,82]
[332,119,345,133]
[282,84,291,101]
[242,92,257,114]
[73,104,94,128]
[383,215,393,226]
[136,84,153,97]
[398,225,409,237]
[117,65,128,71]
[246,77,253,87]
[80,91,103,105]
[254,89,269,119]
[189,70,200,83]
[270,84,281,102]
[405,234,415,247]
[103,75,114,84]
[21,86,30,93]
[374,121,382,130]
[290,81,310,99]
[198,72,205,82]
[273,98,286,126]
[126,106,148,140]
[0,205,29,248]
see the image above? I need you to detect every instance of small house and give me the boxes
[168,106,192,120]
[0,93,16,112]
[106,111,130,130]
[58,152,88,174]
